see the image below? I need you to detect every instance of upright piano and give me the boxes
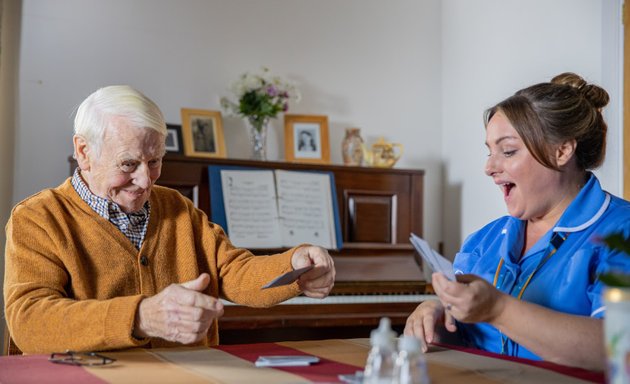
[69,155,431,342]
[153,155,432,343]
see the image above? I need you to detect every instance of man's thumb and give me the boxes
[181,273,210,292]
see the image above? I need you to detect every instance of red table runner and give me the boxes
[217,342,360,383]
[0,354,107,384]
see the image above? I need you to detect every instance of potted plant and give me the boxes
[600,233,630,286]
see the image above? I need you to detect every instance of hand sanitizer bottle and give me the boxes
[363,317,397,384]
[393,335,430,384]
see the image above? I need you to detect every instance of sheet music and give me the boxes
[220,170,282,248]
[275,170,336,249]
[410,233,455,281]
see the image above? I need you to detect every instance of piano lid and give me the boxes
[334,255,424,282]
[331,255,427,295]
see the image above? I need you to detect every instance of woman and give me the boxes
[404,73,630,370]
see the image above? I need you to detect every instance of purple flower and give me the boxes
[266,85,277,97]
[283,102,289,111]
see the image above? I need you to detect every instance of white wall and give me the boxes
[15,0,445,247]
[12,0,621,259]
[601,0,625,191]
[441,0,620,257]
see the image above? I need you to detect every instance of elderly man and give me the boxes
[4,85,335,354]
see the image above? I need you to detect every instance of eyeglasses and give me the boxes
[49,351,116,366]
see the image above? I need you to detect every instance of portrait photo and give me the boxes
[284,114,330,164]
[192,118,216,153]
[165,124,184,154]
[181,108,227,158]
[295,124,320,156]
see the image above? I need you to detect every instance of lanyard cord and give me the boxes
[493,231,567,299]
[492,231,567,354]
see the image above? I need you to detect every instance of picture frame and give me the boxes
[180,108,227,158]
[284,114,330,164]
[165,124,184,154]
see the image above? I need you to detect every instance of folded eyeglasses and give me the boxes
[49,351,116,366]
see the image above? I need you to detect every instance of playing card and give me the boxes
[261,265,314,289]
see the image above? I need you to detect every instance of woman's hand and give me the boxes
[431,272,507,324]
[404,299,457,352]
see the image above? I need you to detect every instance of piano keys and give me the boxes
[218,293,434,345]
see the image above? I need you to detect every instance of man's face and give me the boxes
[81,117,165,213]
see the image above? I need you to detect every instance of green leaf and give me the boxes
[599,273,630,287]
[602,232,630,255]
[598,232,630,287]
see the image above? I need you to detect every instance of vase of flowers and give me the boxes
[221,67,300,160]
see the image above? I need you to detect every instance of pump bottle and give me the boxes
[363,317,397,384]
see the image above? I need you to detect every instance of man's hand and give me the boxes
[133,273,224,344]
[291,246,335,298]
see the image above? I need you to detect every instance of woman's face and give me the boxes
[484,111,565,221]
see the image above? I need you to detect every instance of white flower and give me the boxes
[221,67,300,125]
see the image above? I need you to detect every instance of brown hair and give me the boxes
[484,72,609,171]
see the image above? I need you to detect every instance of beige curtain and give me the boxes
[625,4,630,200]
[0,0,21,353]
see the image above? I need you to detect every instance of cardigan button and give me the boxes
[140,256,149,266]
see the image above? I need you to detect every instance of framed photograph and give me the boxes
[181,108,227,158]
[165,124,184,154]
[284,114,330,164]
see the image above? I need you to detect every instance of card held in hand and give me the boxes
[261,265,314,289]
[410,233,455,281]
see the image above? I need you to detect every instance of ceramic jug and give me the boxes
[362,138,403,168]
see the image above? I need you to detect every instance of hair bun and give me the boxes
[551,72,609,109]
[551,72,586,89]
[581,84,610,109]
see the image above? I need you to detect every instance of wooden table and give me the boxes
[0,338,603,383]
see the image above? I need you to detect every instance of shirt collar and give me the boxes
[553,173,610,233]
[70,168,150,220]
[71,168,111,219]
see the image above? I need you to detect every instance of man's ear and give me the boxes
[73,134,91,171]
[556,139,577,167]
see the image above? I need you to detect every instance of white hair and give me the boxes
[74,85,166,156]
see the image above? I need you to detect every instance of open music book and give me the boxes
[410,233,455,281]
[208,166,342,250]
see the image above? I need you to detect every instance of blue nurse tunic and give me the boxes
[453,173,630,360]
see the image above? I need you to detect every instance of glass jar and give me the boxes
[604,286,630,384]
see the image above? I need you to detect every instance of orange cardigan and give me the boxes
[4,179,300,353]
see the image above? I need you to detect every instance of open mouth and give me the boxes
[502,183,515,198]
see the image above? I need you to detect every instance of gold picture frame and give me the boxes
[181,108,227,158]
[284,114,330,164]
